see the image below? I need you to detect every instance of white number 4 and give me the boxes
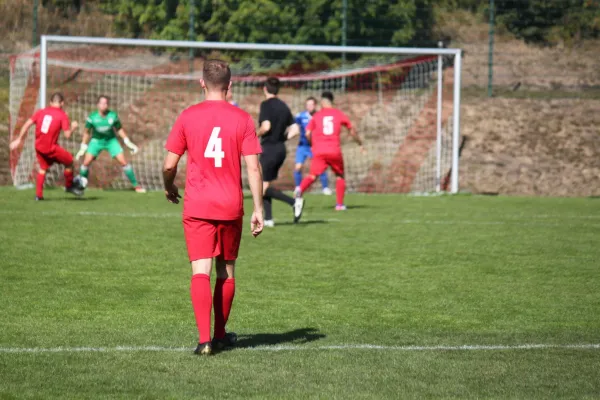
[323,116,334,135]
[40,115,53,134]
[204,127,225,167]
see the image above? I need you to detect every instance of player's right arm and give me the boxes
[76,116,93,159]
[62,113,78,140]
[305,117,315,145]
[257,101,271,137]
[341,112,365,153]
[9,115,36,151]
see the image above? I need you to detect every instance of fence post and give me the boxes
[32,0,39,47]
[341,0,347,91]
[189,0,195,74]
[488,0,495,97]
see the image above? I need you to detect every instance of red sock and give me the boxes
[64,168,73,189]
[190,274,212,344]
[336,178,346,205]
[36,172,45,198]
[299,175,316,194]
[213,278,236,340]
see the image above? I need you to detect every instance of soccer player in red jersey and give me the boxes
[163,60,264,356]
[9,92,81,200]
[296,91,365,210]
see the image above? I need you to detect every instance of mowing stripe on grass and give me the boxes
[1,343,599,354]
[1,210,599,228]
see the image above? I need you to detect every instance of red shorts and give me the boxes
[36,146,73,171]
[310,153,344,176]
[183,216,243,262]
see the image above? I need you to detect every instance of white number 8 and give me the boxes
[323,116,334,135]
[204,127,225,167]
[40,115,53,134]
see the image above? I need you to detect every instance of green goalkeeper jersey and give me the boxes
[85,110,122,140]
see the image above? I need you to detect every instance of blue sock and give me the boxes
[320,172,329,189]
[294,170,302,187]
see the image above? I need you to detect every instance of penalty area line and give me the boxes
[1,343,599,354]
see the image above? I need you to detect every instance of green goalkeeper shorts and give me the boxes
[87,137,123,158]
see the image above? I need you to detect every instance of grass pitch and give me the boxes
[0,188,599,398]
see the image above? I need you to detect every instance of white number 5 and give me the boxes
[204,127,225,167]
[323,116,334,135]
[40,115,53,134]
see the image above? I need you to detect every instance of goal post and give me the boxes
[12,35,462,193]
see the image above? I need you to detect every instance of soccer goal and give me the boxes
[9,36,462,193]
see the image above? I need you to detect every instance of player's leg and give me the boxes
[52,146,81,196]
[294,146,309,189]
[213,257,236,347]
[112,139,145,193]
[262,181,274,227]
[320,171,331,195]
[184,216,219,355]
[79,138,101,183]
[35,151,51,200]
[260,148,295,225]
[212,217,242,350]
[329,154,347,210]
[298,154,327,195]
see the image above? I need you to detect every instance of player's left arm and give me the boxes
[286,123,300,140]
[284,109,299,140]
[163,115,187,203]
[114,116,139,154]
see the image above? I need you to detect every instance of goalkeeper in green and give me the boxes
[75,95,146,193]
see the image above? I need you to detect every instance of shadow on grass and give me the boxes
[64,196,100,201]
[275,219,329,226]
[322,204,367,210]
[235,328,326,348]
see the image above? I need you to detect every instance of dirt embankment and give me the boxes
[460,97,600,196]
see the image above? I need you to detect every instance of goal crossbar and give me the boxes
[37,35,463,193]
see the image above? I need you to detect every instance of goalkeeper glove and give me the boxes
[123,137,139,155]
[75,143,88,160]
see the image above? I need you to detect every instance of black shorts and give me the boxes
[260,144,287,182]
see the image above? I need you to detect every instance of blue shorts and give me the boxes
[295,145,313,164]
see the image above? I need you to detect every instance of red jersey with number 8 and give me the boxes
[165,100,262,221]
[31,107,70,154]
[306,107,352,156]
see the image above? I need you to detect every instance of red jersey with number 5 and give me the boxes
[165,100,262,220]
[306,107,352,156]
[31,107,70,154]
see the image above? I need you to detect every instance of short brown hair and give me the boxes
[322,91,334,103]
[97,95,110,104]
[50,92,64,103]
[203,59,231,91]
[264,77,280,95]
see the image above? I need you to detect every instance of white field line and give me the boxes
[1,210,599,227]
[0,343,599,354]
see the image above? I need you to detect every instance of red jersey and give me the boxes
[306,107,352,155]
[165,100,262,220]
[31,107,70,154]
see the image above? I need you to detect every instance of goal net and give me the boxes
[9,37,462,193]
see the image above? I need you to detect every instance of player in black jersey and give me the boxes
[258,77,304,226]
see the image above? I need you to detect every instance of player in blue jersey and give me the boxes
[294,97,331,195]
